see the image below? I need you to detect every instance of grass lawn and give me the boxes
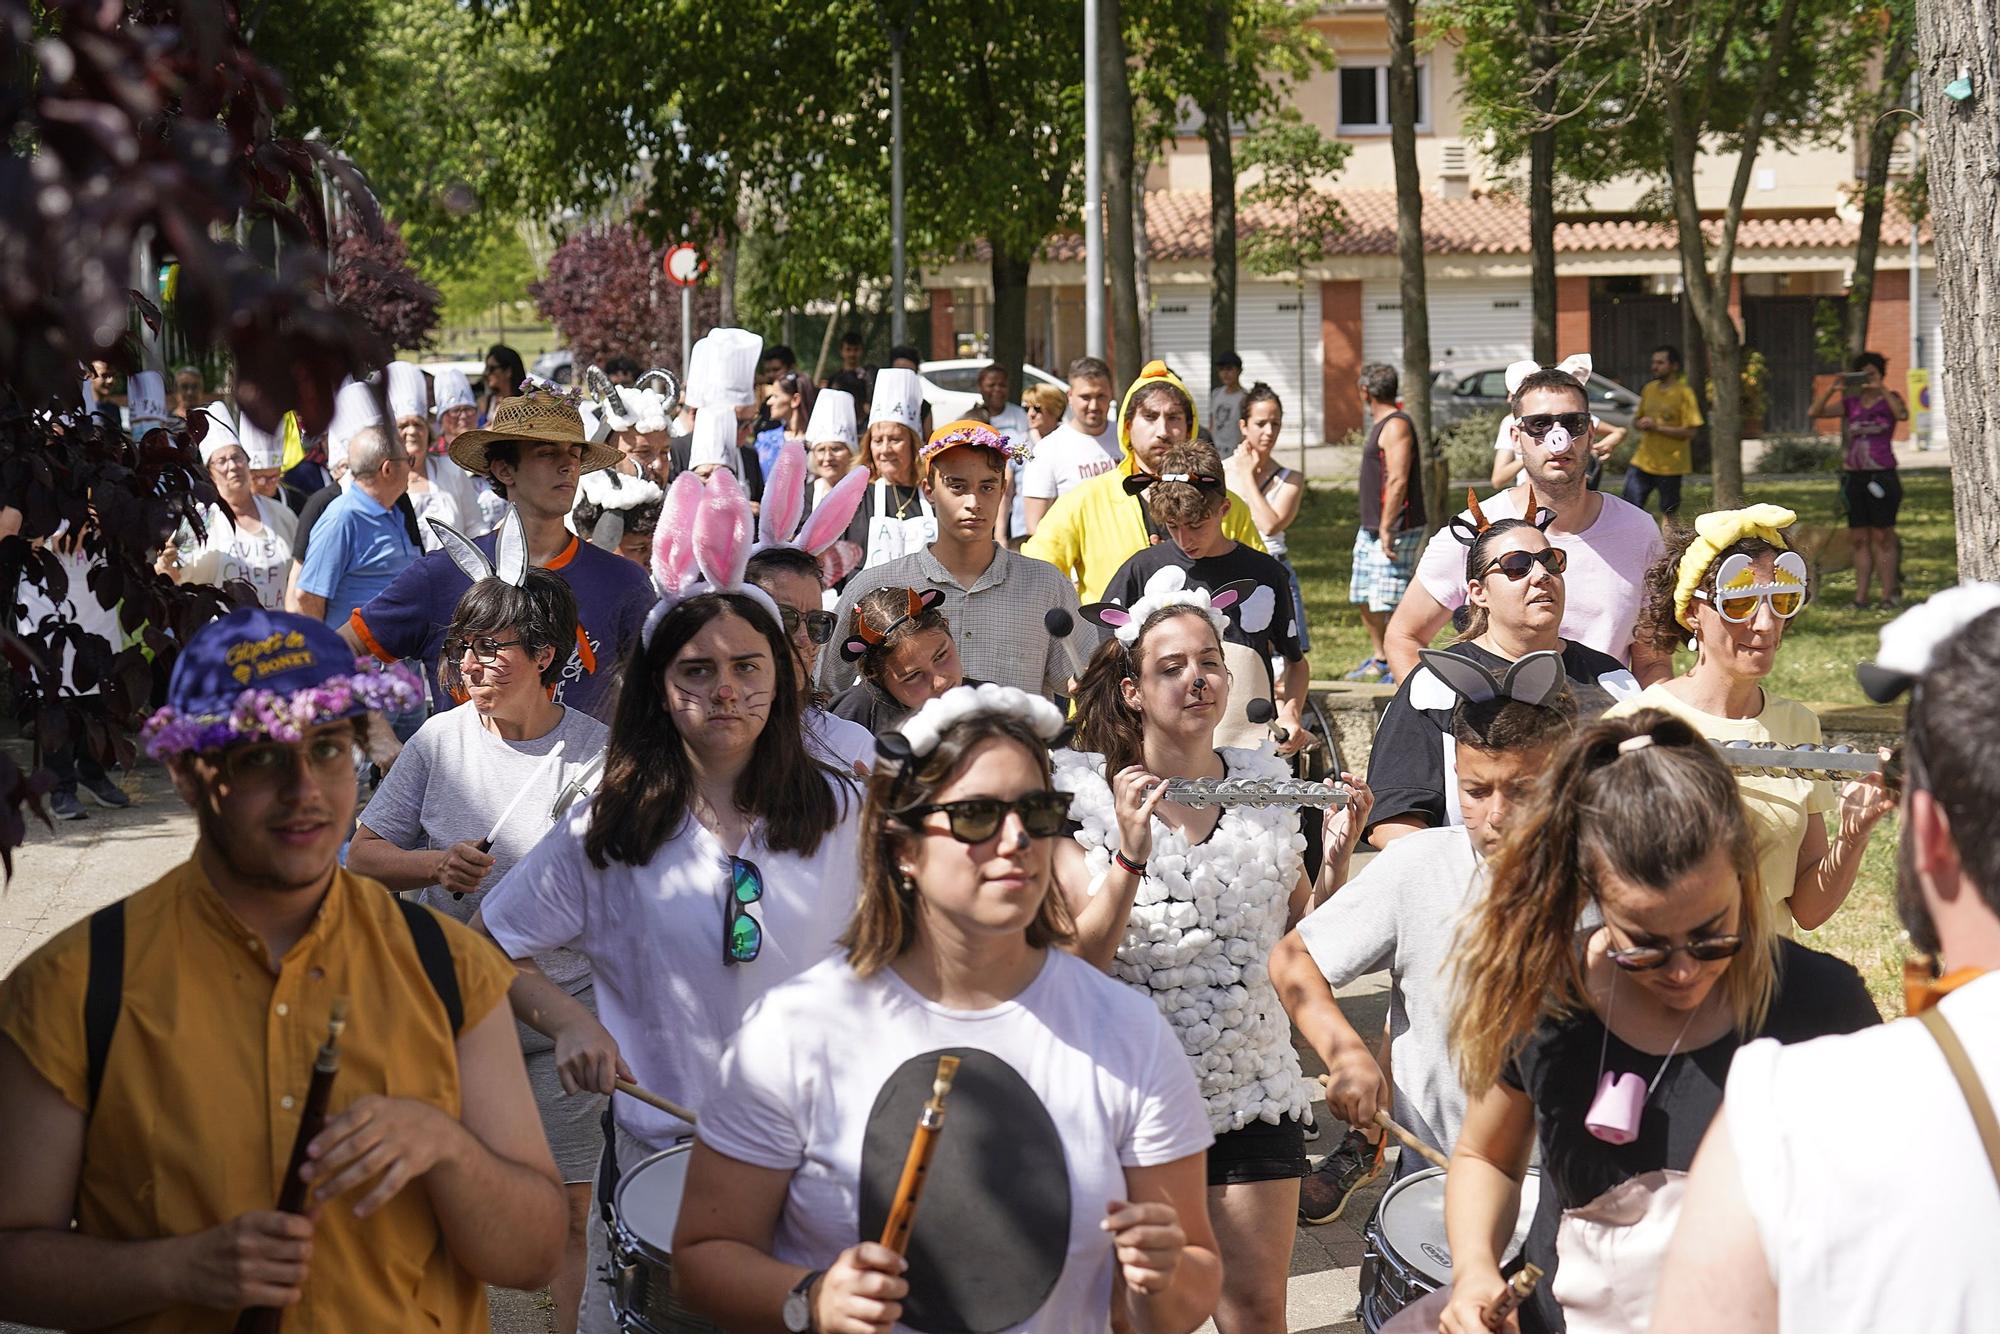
[1291,468,1957,1011]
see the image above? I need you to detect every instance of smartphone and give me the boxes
[1842,371,1868,389]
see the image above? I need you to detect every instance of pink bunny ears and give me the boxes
[642,469,785,648]
[755,440,869,557]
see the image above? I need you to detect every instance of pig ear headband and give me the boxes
[840,587,947,663]
[641,470,784,648]
[1504,353,1593,396]
[1080,565,1244,646]
[756,441,870,557]
[430,506,529,587]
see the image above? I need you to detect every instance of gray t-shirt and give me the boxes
[361,702,609,992]
[1294,825,1482,1156]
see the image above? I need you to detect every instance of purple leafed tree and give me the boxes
[529,223,719,375]
[330,214,443,354]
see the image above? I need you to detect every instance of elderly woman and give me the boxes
[828,586,977,734]
[1606,506,1895,933]
[844,368,935,568]
[389,362,463,550]
[347,557,609,1334]
[1366,485,1639,848]
[804,388,861,509]
[160,401,299,609]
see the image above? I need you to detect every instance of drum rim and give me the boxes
[1372,1164,1542,1288]
[612,1144,694,1267]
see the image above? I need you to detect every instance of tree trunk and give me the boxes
[1101,0,1141,387]
[1133,177,1153,362]
[1915,0,2000,577]
[1846,24,1914,360]
[1388,0,1441,528]
[1200,1,1237,366]
[990,241,1032,395]
[1527,0,1558,363]
[1666,94,1747,505]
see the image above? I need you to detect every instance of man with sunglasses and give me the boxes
[746,546,877,772]
[1653,589,2000,1334]
[0,609,566,1330]
[1387,364,1671,687]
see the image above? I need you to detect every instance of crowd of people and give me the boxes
[1,331,1985,1334]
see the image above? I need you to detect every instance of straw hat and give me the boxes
[448,391,622,477]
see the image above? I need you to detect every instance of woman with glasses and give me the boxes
[1438,712,1878,1334]
[1607,506,1895,932]
[475,571,858,1334]
[1366,486,1639,849]
[160,403,298,609]
[830,586,981,734]
[348,567,608,1334]
[747,543,877,772]
[1055,589,1374,1334]
[676,685,1224,1334]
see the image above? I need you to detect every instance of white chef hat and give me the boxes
[432,367,477,418]
[869,367,924,433]
[327,379,385,470]
[126,372,173,432]
[804,388,858,447]
[196,401,242,465]
[688,407,739,471]
[683,328,763,410]
[603,386,669,434]
[78,373,98,416]
[238,413,284,470]
[386,362,430,422]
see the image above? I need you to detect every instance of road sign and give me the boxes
[663,244,705,288]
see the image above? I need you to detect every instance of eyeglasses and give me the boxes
[781,607,837,646]
[896,791,1073,843]
[1516,412,1593,440]
[1479,548,1567,581]
[1695,586,1806,623]
[724,856,764,965]
[444,636,524,665]
[1604,932,1744,971]
[221,734,357,787]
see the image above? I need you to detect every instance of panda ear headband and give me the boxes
[1080,565,1252,646]
[841,587,948,663]
[1417,648,1567,709]
[1449,482,1555,550]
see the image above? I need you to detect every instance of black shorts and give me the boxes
[1843,469,1902,528]
[1207,1114,1308,1186]
[1620,465,1683,515]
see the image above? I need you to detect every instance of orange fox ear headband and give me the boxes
[841,587,947,662]
[1448,481,1555,554]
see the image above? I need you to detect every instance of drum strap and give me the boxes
[597,1104,622,1226]
[1919,1006,2000,1195]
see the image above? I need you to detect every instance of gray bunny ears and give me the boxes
[1417,647,1567,709]
[428,506,530,588]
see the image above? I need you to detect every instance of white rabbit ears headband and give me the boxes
[1504,353,1592,397]
[1081,565,1251,646]
[642,469,784,647]
[1859,582,2000,704]
[429,506,530,588]
[875,683,1070,768]
[1418,648,1568,709]
[755,439,869,558]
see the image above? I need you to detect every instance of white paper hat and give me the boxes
[126,372,173,432]
[432,367,477,417]
[688,407,738,470]
[327,379,386,470]
[196,401,242,465]
[869,367,924,433]
[78,374,98,416]
[386,362,430,422]
[804,388,858,447]
[603,386,669,434]
[238,413,284,470]
[683,328,763,410]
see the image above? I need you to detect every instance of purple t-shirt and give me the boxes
[351,533,654,719]
[1843,394,1899,471]
[1412,489,1663,665]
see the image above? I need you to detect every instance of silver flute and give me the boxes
[1159,776,1351,809]
[1712,740,1887,779]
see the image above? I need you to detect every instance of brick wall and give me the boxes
[1557,276,1591,356]
[1805,269,1915,440]
[1320,279,1365,442]
[927,289,956,361]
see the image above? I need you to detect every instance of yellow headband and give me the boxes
[1674,504,1798,631]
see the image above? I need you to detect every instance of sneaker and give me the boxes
[1298,1129,1383,1226]
[79,774,131,809]
[1344,657,1387,682]
[49,790,87,821]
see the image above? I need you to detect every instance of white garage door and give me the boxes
[1362,276,1534,385]
[1238,282,1325,449]
[1151,292,1212,402]
[1919,268,1949,443]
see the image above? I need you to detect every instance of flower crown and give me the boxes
[1080,565,1248,646]
[142,658,423,759]
[918,419,1033,466]
[876,683,1068,764]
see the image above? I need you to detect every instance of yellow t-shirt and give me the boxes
[1630,377,1704,477]
[0,860,516,1334]
[1023,453,1267,602]
[1606,684,1835,935]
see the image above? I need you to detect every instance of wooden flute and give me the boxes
[878,1055,961,1256]
[235,997,349,1334]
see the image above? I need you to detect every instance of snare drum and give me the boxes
[609,1146,723,1333]
[1359,1165,1541,1332]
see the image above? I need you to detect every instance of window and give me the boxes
[1337,63,1429,134]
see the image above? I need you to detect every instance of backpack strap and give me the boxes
[395,897,464,1036]
[84,900,125,1119]
[1919,1005,2000,1194]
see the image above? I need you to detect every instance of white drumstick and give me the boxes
[478,741,565,852]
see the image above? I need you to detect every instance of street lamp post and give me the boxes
[890,16,909,347]
[1084,0,1104,358]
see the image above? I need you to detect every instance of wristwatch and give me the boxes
[782,1269,824,1333]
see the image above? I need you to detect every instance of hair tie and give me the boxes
[1617,734,1656,754]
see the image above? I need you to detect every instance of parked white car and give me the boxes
[919,358,1065,422]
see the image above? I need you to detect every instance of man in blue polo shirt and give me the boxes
[341,389,653,719]
[296,425,418,626]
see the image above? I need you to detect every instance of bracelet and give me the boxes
[1113,849,1147,877]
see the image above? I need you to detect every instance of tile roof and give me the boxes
[1013,189,1926,263]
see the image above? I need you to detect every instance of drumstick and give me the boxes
[1374,1110,1450,1171]
[1483,1262,1544,1330]
[477,741,566,852]
[615,1078,698,1125]
[879,1055,961,1255]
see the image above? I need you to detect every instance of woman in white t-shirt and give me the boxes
[1056,587,1374,1332]
[677,685,1222,1334]
[162,409,298,609]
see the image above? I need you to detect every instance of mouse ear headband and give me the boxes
[1121,469,1224,498]
[840,586,947,662]
[1080,565,1249,646]
[641,470,784,648]
[1417,648,1567,709]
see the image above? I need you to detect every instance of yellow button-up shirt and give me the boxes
[1022,454,1268,603]
[0,858,516,1333]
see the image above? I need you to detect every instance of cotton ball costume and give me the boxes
[1054,743,1315,1134]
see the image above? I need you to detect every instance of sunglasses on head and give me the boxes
[780,607,837,645]
[1516,412,1593,440]
[724,856,764,965]
[896,791,1072,843]
[1604,932,1744,971]
[1479,548,1567,580]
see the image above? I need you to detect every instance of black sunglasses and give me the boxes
[781,607,837,646]
[1516,412,1593,440]
[724,856,764,965]
[1605,933,1744,971]
[897,791,1072,843]
[443,635,524,664]
[1479,549,1567,581]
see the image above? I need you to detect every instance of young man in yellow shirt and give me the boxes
[1623,344,1704,515]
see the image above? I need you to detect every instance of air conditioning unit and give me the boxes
[1439,140,1470,179]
